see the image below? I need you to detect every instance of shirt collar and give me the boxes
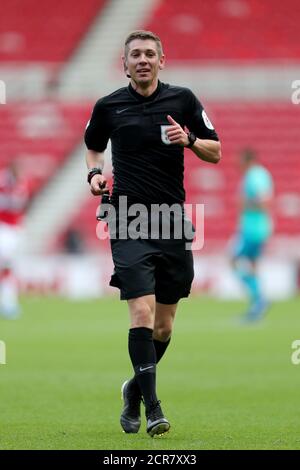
[128,80,162,102]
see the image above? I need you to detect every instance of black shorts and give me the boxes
[109,237,194,304]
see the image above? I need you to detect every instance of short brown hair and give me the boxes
[124,30,163,58]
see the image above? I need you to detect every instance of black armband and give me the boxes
[87,167,102,184]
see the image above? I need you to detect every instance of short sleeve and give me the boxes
[84,99,110,152]
[184,89,219,141]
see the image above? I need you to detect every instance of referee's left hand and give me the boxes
[166,115,189,147]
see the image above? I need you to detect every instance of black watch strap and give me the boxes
[87,167,102,184]
[186,132,197,148]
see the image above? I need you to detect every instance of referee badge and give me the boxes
[202,110,214,130]
[161,125,172,145]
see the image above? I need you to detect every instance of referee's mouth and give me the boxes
[136,69,151,75]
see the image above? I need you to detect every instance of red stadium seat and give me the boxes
[0,0,106,62]
[0,101,91,196]
[143,0,300,62]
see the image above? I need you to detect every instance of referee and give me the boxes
[84,30,221,437]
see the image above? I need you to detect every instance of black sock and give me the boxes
[153,337,171,363]
[128,327,157,411]
[128,336,171,398]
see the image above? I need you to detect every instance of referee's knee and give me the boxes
[129,299,155,329]
[153,326,172,342]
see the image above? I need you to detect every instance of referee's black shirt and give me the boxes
[85,81,219,207]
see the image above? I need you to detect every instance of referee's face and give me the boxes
[124,39,165,87]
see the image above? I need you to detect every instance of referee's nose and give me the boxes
[138,54,148,64]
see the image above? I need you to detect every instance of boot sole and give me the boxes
[147,421,170,437]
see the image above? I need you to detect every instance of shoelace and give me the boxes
[147,400,163,420]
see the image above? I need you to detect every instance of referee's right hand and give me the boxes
[89,174,108,196]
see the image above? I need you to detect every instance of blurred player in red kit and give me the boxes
[0,161,29,319]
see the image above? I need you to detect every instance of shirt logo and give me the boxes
[116,108,129,114]
[139,365,153,372]
[160,125,172,145]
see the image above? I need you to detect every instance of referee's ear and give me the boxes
[158,54,166,71]
[122,56,128,74]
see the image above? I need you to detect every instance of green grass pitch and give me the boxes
[1,295,300,450]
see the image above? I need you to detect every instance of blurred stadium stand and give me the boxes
[144,0,300,62]
[0,0,299,297]
[0,101,91,195]
[0,0,106,62]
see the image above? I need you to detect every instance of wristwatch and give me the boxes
[186,132,197,148]
[87,167,102,184]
